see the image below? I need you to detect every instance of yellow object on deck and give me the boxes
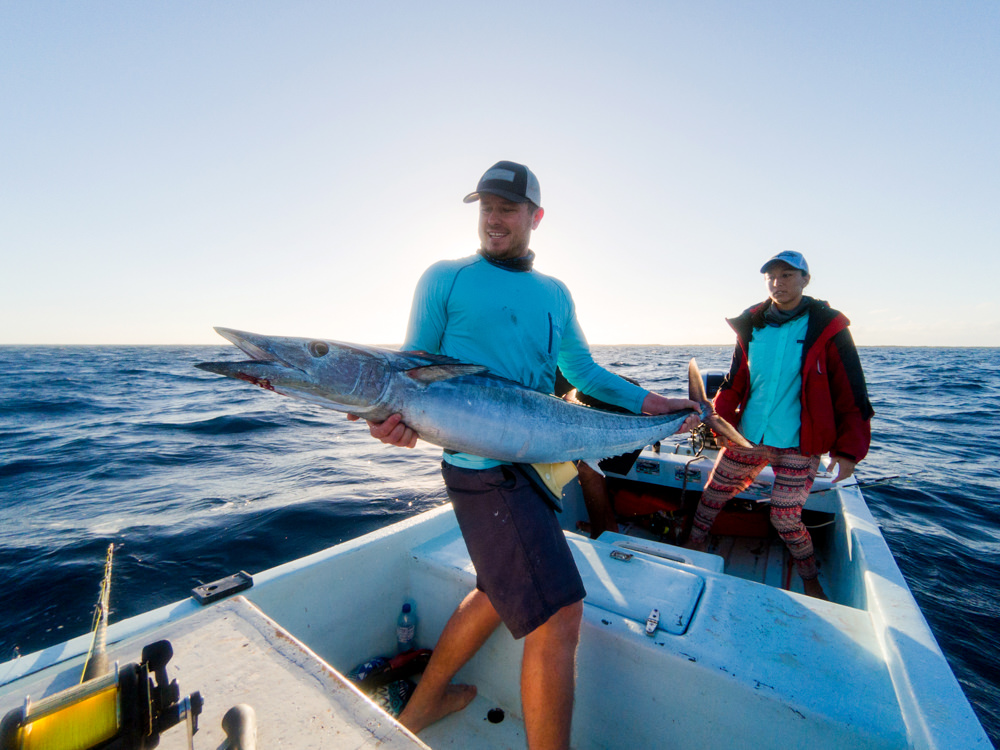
[530,461,579,498]
[6,672,119,750]
[1,638,201,750]
[18,688,119,750]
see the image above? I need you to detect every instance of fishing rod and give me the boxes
[81,543,114,682]
[713,471,927,520]
[808,470,926,497]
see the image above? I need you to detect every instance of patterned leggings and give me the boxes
[689,444,822,580]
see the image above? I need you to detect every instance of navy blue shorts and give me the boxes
[441,462,586,639]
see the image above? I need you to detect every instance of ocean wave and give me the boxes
[143,414,287,435]
[0,455,101,481]
[0,397,109,417]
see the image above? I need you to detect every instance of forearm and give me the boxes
[556,319,647,413]
[641,391,700,416]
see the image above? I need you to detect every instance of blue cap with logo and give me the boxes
[463,161,541,206]
[760,251,809,275]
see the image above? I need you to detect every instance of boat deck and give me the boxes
[0,597,429,749]
[581,441,842,601]
[404,519,908,750]
[617,516,836,598]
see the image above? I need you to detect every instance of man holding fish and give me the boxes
[358,161,699,749]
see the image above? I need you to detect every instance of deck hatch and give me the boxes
[568,537,705,635]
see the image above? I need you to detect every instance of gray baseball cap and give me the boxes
[463,161,541,206]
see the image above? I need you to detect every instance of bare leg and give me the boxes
[685,535,709,553]
[521,600,583,750]
[578,462,618,538]
[802,577,829,600]
[398,588,502,734]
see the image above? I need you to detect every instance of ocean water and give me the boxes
[1,344,997,743]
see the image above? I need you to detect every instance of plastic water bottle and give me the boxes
[396,603,416,653]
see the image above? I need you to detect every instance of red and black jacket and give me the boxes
[714,297,874,462]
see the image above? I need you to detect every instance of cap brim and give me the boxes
[760,260,807,274]
[463,189,531,204]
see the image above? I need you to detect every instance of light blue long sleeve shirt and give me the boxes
[740,313,809,448]
[403,253,649,469]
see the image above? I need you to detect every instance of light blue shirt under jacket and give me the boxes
[403,253,649,469]
[740,313,809,448]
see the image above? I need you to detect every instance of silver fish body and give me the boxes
[197,327,718,464]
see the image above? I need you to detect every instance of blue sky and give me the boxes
[2,2,998,346]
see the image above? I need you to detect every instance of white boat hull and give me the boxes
[0,445,991,749]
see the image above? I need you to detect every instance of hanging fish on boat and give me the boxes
[196,327,749,464]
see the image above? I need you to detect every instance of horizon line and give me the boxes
[2,342,998,350]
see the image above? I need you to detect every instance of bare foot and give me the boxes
[684,536,708,553]
[802,578,829,600]
[399,683,477,734]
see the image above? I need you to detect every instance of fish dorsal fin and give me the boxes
[390,349,490,383]
[405,363,489,384]
[688,358,709,405]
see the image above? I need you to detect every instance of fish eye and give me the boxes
[308,341,330,357]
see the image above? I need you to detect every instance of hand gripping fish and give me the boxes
[196,328,749,464]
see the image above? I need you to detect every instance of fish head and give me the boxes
[196,327,390,414]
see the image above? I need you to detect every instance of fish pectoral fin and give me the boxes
[404,364,489,384]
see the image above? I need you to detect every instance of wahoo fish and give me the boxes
[196,328,749,464]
